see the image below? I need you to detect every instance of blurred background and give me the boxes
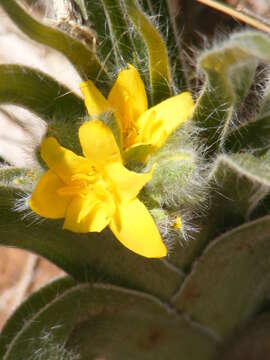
[1,0,270,329]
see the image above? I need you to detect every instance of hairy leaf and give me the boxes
[172,216,270,338]
[123,0,172,104]
[0,65,86,153]
[220,313,270,360]
[193,38,257,155]
[140,0,187,90]
[101,0,136,65]
[1,280,219,360]
[169,153,270,269]
[224,81,270,154]
[0,277,76,359]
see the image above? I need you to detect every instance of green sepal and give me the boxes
[124,143,156,165]
[144,150,200,209]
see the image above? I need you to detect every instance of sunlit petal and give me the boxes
[108,65,148,133]
[41,137,91,183]
[29,170,71,219]
[105,162,153,202]
[63,194,109,233]
[110,198,167,258]
[137,92,194,147]
[79,120,122,165]
[80,80,110,117]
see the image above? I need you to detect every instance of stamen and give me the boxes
[71,170,98,184]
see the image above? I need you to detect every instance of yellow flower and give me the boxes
[80,65,194,162]
[29,121,167,258]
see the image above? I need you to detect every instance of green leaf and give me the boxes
[140,0,187,90]
[223,118,270,154]
[0,0,110,87]
[0,65,85,122]
[84,1,115,67]
[224,81,270,154]
[219,313,270,360]
[172,215,270,338]
[100,0,137,65]
[0,277,76,359]
[193,38,257,156]
[1,279,219,360]
[123,0,173,105]
[0,186,182,301]
[85,0,147,85]
[196,31,270,156]
[0,64,86,153]
[169,153,270,270]
[231,31,270,61]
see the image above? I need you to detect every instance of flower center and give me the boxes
[123,124,139,149]
[57,166,101,197]
[120,93,141,149]
[57,166,118,223]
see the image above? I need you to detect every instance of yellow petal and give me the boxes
[110,198,167,258]
[29,170,71,219]
[79,120,122,165]
[41,137,91,183]
[80,80,110,117]
[137,92,194,148]
[108,65,148,133]
[105,162,153,202]
[63,194,110,233]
